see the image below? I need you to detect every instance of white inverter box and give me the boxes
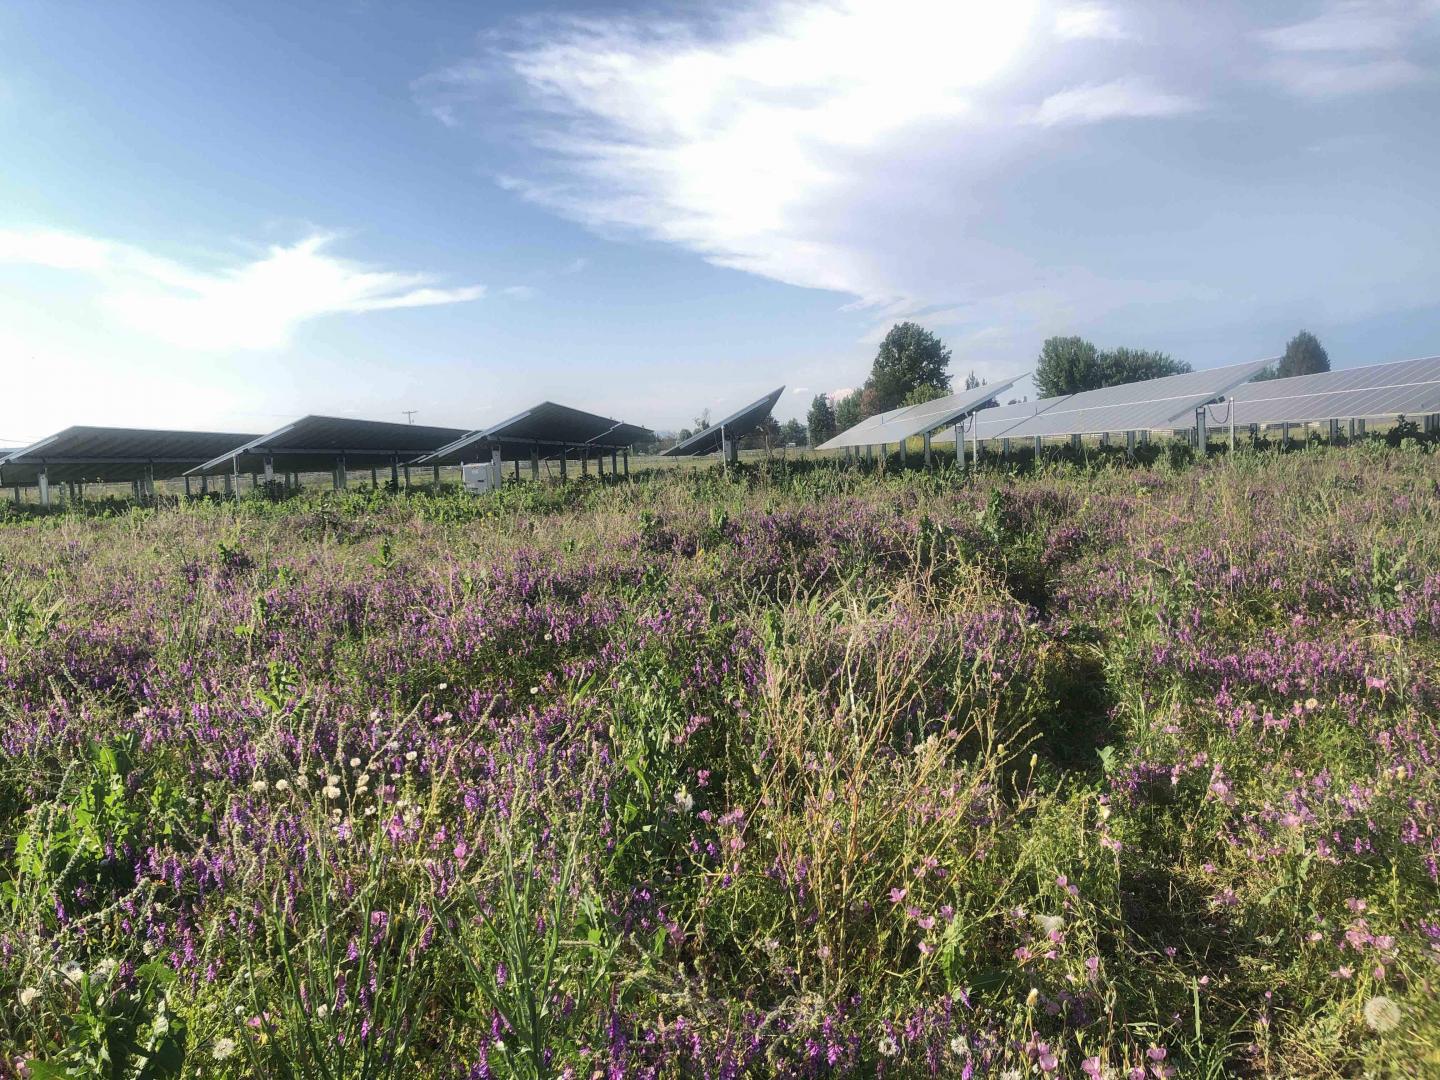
[461,461,501,494]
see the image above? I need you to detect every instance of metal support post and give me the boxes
[531,444,540,481]
[371,465,379,488]
[1126,431,1136,458]
[611,449,618,475]
[899,438,908,466]
[623,450,629,478]
[560,449,568,483]
[1033,435,1042,457]
[403,465,411,492]
[1282,422,1292,447]
[597,453,605,479]
[390,458,399,488]
[1070,434,1081,451]
[184,476,191,498]
[1328,419,1340,442]
[582,453,589,477]
[923,431,932,467]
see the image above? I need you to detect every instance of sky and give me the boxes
[2,0,1439,443]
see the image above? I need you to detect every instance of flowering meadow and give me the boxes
[2,444,1439,1078]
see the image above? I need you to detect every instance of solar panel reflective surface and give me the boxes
[930,400,1048,444]
[996,359,1274,440]
[1211,355,1440,428]
[817,377,1023,450]
[189,416,467,475]
[418,402,653,465]
[0,427,260,484]
[663,386,785,456]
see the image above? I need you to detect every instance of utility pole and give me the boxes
[402,411,418,425]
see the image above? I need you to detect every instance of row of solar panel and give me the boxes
[827,354,1440,451]
[0,390,790,486]
[4,356,1439,488]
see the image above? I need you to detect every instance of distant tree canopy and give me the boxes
[867,323,952,414]
[902,383,946,408]
[1264,330,1330,380]
[807,393,837,447]
[830,323,953,433]
[693,408,711,432]
[1034,336,1191,398]
[963,370,983,391]
[834,392,862,432]
[780,418,806,446]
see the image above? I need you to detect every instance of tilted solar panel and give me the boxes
[417,402,653,466]
[817,377,1023,450]
[996,359,1273,440]
[2,426,260,483]
[663,386,785,456]
[1216,355,1440,428]
[189,416,467,475]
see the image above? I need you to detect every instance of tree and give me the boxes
[780,418,806,446]
[902,384,946,407]
[807,393,837,446]
[963,370,983,391]
[1035,336,1190,397]
[1100,347,1190,385]
[693,408,711,431]
[1034,336,1103,398]
[866,323,952,412]
[1277,331,1330,379]
[677,428,693,443]
[834,392,862,432]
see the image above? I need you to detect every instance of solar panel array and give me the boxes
[418,402,653,466]
[817,378,1023,451]
[1,426,260,484]
[664,386,785,457]
[189,416,468,475]
[1216,355,1440,429]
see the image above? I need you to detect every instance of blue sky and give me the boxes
[2,0,1438,443]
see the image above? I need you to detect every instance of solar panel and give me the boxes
[817,377,1024,450]
[1212,355,1440,428]
[663,386,785,456]
[929,399,1048,444]
[0,426,260,484]
[188,416,467,475]
[995,358,1274,440]
[417,402,653,466]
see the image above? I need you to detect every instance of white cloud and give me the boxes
[0,229,484,350]
[1265,56,1428,98]
[1054,4,1132,40]
[1033,77,1200,126]
[499,284,538,300]
[1257,1,1437,98]
[1258,0,1423,53]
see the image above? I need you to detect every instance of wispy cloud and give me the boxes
[1032,77,1199,126]
[1257,0,1437,98]
[0,229,484,350]
[498,284,538,300]
[1054,4,1133,41]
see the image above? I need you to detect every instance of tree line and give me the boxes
[806,324,1331,447]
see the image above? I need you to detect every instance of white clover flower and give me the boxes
[60,961,84,986]
[349,757,360,768]
[1025,987,1039,1008]
[213,1037,237,1060]
[674,788,695,813]
[949,1035,968,1057]
[327,774,341,786]
[251,780,268,793]
[1364,995,1402,1033]
[275,779,291,792]
[405,751,418,762]
[324,785,342,800]
[437,682,448,690]
[315,1003,330,1020]
[18,987,40,1008]
[91,958,117,982]
[877,1035,900,1058]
